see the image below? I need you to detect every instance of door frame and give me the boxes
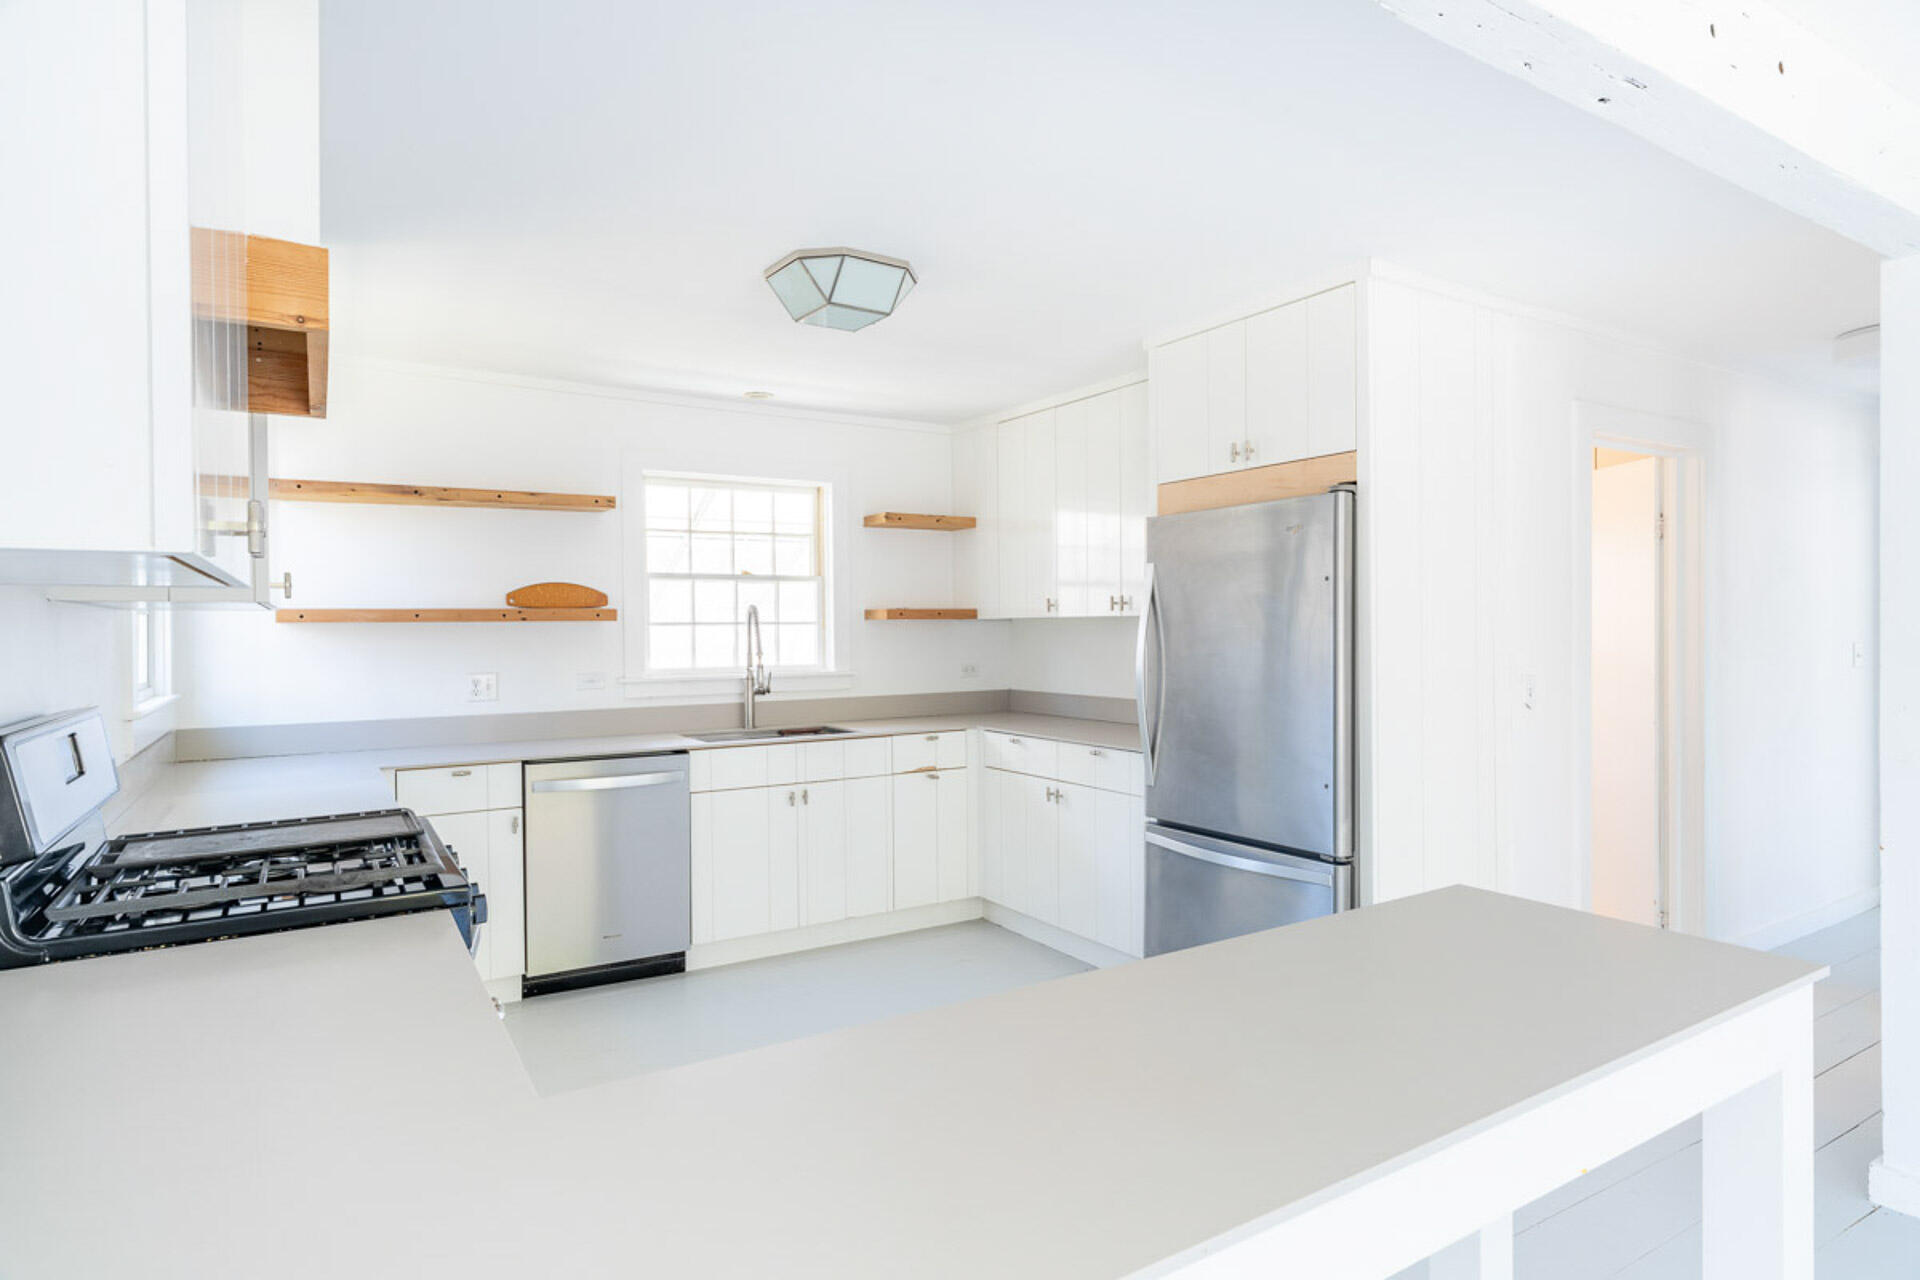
[1572,403,1707,935]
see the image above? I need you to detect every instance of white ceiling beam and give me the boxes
[1376,0,1920,256]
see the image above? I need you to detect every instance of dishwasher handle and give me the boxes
[529,771,687,794]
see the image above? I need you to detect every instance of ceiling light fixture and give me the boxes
[764,247,916,332]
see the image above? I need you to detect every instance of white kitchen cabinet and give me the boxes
[1053,399,1091,617]
[1306,284,1359,457]
[485,808,527,981]
[398,763,526,990]
[983,731,1059,778]
[843,776,894,918]
[1056,782,1143,953]
[1149,282,1358,488]
[890,731,967,773]
[1117,383,1150,614]
[891,768,968,910]
[1024,409,1060,616]
[1150,332,1211,485]
[699,788,775,942]
[1245,300,1309,468]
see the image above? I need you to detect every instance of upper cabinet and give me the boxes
[1149,282,1357,486]
[0,0,323,597]
[955,382,1148,620]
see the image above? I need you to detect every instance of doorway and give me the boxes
[1590,447,1666,927]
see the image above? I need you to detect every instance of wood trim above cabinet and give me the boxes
[1155,450,1357,516]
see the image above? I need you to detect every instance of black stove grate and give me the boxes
[0,809,478,964]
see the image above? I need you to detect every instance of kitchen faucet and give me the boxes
[743,604,771,729]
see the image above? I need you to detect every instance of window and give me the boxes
[643,475,828,672]
[130,604,171,711]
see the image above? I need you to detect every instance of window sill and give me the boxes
[129,692,179,721]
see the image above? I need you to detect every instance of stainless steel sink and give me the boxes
[686,725,854,744]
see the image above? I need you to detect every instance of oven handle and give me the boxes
[1145,830,1335,887]
[530,772,685,794]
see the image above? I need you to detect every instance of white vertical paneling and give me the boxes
[1026,409,1059,615]
[485,808,525,980]
[1054,399,1090,616]
[769,785,800,932]
[1056,781,1098,938]
[1083,392,1122,614]
[1150,332,1211,484]
[709,787,773,941]
[1118,383,1151,613]
[996,418,1030,618]
[844,775,892,917]
[690,792,714,943]
[935,768,970,903]
[891,772,937,910]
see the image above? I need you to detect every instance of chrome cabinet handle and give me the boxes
[1243,439,1256,463]
[1229,442,1241,464]
[926,772,939,782]
[801,788,809,805]
[451,769,472,778]
[1045,597,1057,613]
[787,790,796,806]
[1089,749,1105,757]
[509,814,519,835]
[924,735,939,742]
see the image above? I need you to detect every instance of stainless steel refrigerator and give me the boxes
[1137,487,1355,955]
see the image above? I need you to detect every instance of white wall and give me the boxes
[1005,619,1136,700]
[0,589,174,761]
[177,359,1012,729]
[1363,270,1878,946]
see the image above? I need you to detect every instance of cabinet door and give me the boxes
[1150,332,1210,485]
[982,769,1011,907]
[891,772,938,910]
[1083,391,1123,614]
[935,768,970,903]
[953,424,1000,618]
[995,418,1030,618]
[1205,321,1248,473]
[1094,790,1145,957]
[1306,284,1358,457]
[426,812,492,976]
[485,809,526,980]
[843,776,893,917]
[1245,301,1309,467]
[1056,782,1098,940]
[1117,383,1150,613]
[770,786,800,933]
[799,782,846,926]
[1021,776,1061,926]
[1025,408,1059,615]
[1053,398,1090,616]
[708,787,775,942]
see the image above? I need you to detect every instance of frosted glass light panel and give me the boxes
[764,248,916,331]
[643,476,828,672]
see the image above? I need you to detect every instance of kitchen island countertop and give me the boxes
[0,886,1821,1278]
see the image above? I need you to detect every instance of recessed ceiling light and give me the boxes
[765,247,916,332]
[743,390,774,400]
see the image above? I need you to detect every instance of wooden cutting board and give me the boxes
[506,582,609,609]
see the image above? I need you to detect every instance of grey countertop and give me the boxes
[0,887,1821,1278]
[110,710,1142,835]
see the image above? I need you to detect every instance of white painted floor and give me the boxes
[506,909,1918,1274]
[503,920,1089,1094]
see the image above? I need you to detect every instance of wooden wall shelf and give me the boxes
[864,608,978,621]
[269,479,617,512]
[276,608,617,624]
[862,512,976,531]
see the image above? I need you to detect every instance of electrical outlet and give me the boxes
[466,672,498,702]
[1853,641,1866,669]
[576,671,607,692]
[1520,671,1537,711]
[960,663,980,679]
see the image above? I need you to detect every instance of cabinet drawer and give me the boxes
[396,762,520,816]
[696,744,802,792]
[891,731,966,773]
[1055,744,1143,795]
[982,732,1058,778]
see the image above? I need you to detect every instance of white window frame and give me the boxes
[129,603,175,718]
[637,471,835,677]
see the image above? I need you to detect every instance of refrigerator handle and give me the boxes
[1135,562,1166,784]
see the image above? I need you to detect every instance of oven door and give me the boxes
[1143,824,1348,957]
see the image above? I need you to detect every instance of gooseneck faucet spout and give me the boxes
[743,605,771,729]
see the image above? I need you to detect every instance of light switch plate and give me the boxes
[467,672,498,702]
[576,671,608,691]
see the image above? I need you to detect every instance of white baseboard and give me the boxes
[686,898,986,970]
[983,902,1139,969]
[1870,1157,1920,1218]
[1734,886,1881,952]
[484,975,522,1005]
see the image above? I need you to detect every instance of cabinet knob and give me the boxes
[926,772,939,782]
[451,769,472,778]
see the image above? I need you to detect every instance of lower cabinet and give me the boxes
[693,777,894,945]
[891,768,969,910]
[982,764,1144,958]
[402,772,526,991]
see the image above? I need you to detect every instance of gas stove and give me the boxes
[0,711,483,968]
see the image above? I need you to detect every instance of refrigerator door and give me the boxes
[1143,824,1347,955]
[1141,490,1350,858]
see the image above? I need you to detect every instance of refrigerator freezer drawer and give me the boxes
[1143,826,1348,956]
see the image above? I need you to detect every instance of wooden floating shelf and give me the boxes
[276,608,617,624]
[864,608,978,621]
[863,512,976,531]
[269,478,617,512]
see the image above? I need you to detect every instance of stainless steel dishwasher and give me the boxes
[522,753,690,996]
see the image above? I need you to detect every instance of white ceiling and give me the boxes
[319,0,1882,423]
